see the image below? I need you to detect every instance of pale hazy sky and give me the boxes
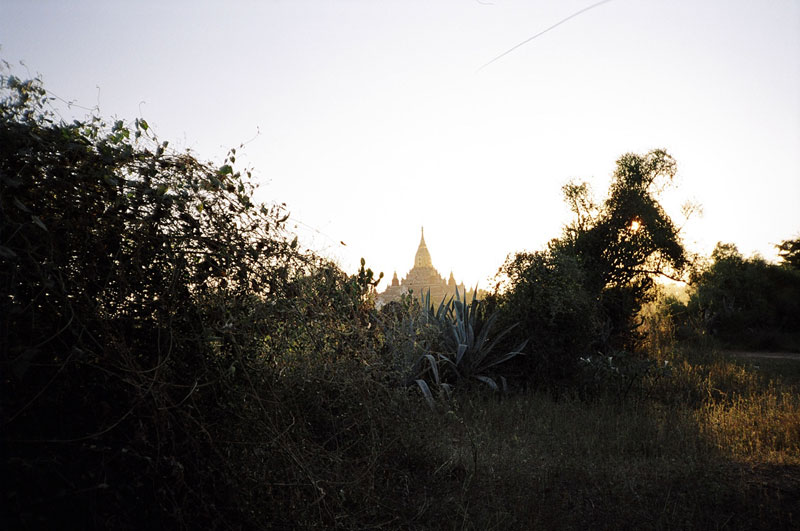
[2,0,799,289]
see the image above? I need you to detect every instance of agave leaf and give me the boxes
[474,375,498,391]
[436,294,449,321]
[421,353,440,385]
[481,339,528,370]
[437,353,461,376]
[455,343,468,366]
[420,290,431,323]
[415,379,436,409]
[482,348,522,369]
[480,321,520,361]
[439,382,454,399]
[475,312,498,350]
[512,338,529,353]
[450,322,463,348]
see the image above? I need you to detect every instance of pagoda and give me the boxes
[376,228,472,307]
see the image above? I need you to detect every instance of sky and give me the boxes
[2,0,799,290]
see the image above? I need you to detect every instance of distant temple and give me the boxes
[376,228,475,307]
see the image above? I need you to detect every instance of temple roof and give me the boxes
[414,227,433,269]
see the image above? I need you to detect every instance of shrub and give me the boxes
[687,243,800,351]
[0,68,337,528]
[494,248,600,385]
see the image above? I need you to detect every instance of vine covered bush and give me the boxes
[1,68,426,529]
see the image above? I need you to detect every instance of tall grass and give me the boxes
[386,295,800,529]
[411,352,799,529]
[700,390,800,464]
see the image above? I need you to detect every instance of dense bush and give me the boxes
[686,242,800,351]
[493,248,600,384]
[0,69,424,529]
[0,68,302,527]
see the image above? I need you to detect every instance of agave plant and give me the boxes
[409,288,527,407]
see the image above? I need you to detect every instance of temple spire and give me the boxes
[414,226,433,269]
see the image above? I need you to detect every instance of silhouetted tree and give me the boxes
[687,242,800,350]
[496,149,688,384]
[777,236,800,270]
[556,149,687,349]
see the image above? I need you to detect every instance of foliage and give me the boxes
[0,68,418,530]
[381,289,526,406]
[557,149,687,349]
[0,67,307,527]
[6,65,799,530]
[685,242,800,351]
[495,149,688,386]
[493,248,600,383]
[436,288,528,390]
[777,235,800,270]
[578,351,672,404]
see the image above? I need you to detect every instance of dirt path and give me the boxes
[726,350,800,361]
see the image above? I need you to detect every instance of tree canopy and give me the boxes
[686,242,800,351]
[495,149,688,382]
[777,236,800,270]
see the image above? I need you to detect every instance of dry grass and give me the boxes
[402,341,800,530]
[700,390,800,465]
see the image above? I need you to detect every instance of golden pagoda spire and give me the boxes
[414,226,433,269]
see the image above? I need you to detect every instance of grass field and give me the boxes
[387,344,800,530]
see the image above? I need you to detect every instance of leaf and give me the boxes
[31,215,47,231]
[415,379,436,410]
[437,354,460,378]
[482,347,523,369]
[474,375,498,391]
[13,197,30,212]
[439,383,453,399]
[1,174,22,187]
[455,343,468,366]
[0,246,18,258]
[218,164,233,176]
[421,353,440,385]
